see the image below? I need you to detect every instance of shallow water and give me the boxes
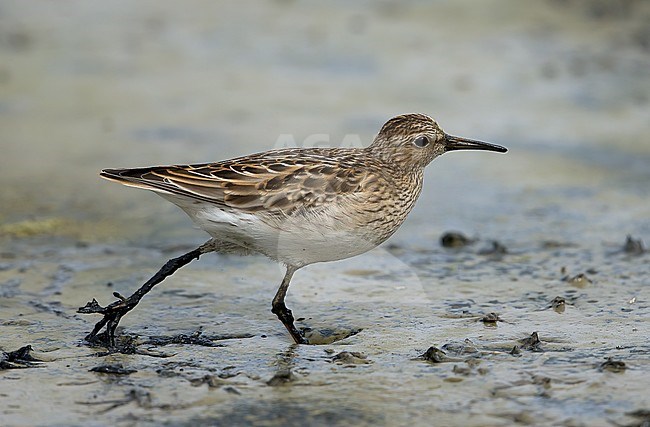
[1,1,649,426]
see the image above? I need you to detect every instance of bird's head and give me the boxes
[369,113,507,169]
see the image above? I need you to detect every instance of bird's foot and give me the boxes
[77,292,139,349]
[272,303,309,345]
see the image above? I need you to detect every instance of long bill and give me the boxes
[444,134,507,153]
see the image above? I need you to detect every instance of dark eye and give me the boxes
[413,135,429,148]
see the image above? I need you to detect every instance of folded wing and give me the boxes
[100,149,377,215]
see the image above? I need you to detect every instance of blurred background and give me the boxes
[1,0,649,245]
[1,3,649,425]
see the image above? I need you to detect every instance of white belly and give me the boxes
[168,196,380,267]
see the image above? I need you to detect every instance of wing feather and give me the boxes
[100,148,383,215]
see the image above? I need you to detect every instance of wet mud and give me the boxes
[1,230,648,426]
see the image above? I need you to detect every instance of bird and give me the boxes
[78,113,507,346]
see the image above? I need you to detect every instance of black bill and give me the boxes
[444,134,507,153]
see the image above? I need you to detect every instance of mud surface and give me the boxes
[1,1,650,426]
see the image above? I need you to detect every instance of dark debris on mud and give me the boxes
[76,388,153,414]
[90,363,137,375]
[598,357,627,373]
[549,296,567,313]
[478,240,508,256]
[266,369,297,386]
[563,273,594,287]
[144,330,254,347]
[81,329,255,356]
[83,332,138,355]
[518,331,543,352]
[440,231,475,248]
[331,351,371,365]
[480,312,503,325]
[0,345,43,370]
[419,346,457,364]
[418,331,551,366]
[623,235,645,255]
[439,231,508,258]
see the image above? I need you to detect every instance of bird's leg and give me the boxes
[271,266,308,344]
[78,239,217,348]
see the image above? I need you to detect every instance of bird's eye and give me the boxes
[413,135,429,148]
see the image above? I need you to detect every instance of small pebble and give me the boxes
[441,231,471,248]
[599,358,626,373]
[565,273,592,288]
[550,296,566,313]
[623,235,645,255]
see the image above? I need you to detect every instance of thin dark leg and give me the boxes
[78,240,215,348]
[271,266,308,344]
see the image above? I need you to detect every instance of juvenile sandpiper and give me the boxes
[79,113,507,346]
